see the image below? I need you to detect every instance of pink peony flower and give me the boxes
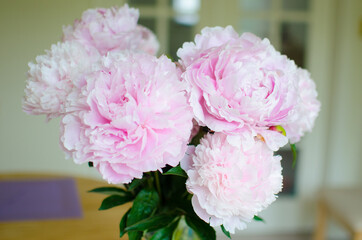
[181,133,283,233]
[178,26,303,150]
[177,26,239,68]
[63,5,159,56]
[283,68,321,143]
[137,25,160,56]
[23,41,100,120]
[60,52,193,184]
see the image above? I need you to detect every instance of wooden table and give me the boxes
[0,173,131,240]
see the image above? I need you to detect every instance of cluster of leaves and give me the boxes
[90,166,221,240]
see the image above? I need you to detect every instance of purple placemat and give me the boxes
[0,178,83,222]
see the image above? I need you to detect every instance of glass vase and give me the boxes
[143,216,200,240]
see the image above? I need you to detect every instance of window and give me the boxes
[239,0,310,67]
[127,0,200,59]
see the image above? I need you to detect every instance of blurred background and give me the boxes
[0,0,361,239]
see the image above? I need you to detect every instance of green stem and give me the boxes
[145,172,153,189]
[154,171,162,200]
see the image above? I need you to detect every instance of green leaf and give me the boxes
[150,218,180,240]
[221,225,231,239]
[128,231,142,240]
[127,189,160,240]
[185,216,216,240]
[119,208,131,238]
[127,178,146,191]
[98,194,133,210]
[126,213,177,232]
[290,144,297,168]
[253,215,265,222]
[164,165,187,178]
[89,186,130,196]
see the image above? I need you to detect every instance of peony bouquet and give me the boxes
[23,4,320,240]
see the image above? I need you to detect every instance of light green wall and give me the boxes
[0,0,121,179]
[323,0,362,187]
